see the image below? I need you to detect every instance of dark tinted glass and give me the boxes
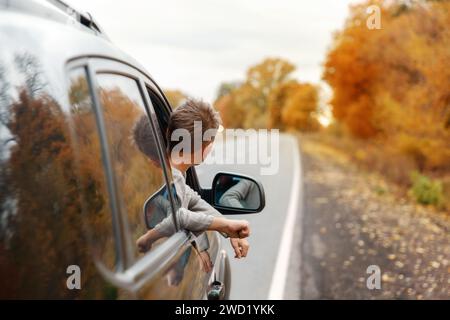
[0,55,116,298]
[96,73,176,261]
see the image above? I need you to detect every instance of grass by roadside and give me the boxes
[296,131,450,216]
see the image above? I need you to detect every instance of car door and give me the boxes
[144,84,223,288]
[70,57,215,299]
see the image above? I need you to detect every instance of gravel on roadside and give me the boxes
[299,138,450,299]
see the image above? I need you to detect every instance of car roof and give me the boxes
[0,0,155,83]
[1,0,107,38]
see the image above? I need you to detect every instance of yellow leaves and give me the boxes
[324,0,450,173]
[214,58,320,131]
[215,58,297,129]
[267,81,320,132]
[281,83,319,131]
[164,89,187,109]
[214,93,246,128]
[246,58,295,91]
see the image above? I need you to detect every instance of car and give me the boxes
[0,0,265,299]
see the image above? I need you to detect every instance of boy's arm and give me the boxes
[149,183,249,240]
[185,184,221,216]
[153,207,214,236]
[219,180,253,208]
[184,185,233,238]
[153,206,249,238]
[184,184,252,238]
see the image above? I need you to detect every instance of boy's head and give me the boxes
[167,98,222,166]
[132,114,161,165]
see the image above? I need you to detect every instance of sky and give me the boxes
[67,0,359,102]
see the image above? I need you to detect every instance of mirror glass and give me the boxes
[213,174,262,210]
[144,185,174,230]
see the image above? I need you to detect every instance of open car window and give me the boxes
[94,72,177,263]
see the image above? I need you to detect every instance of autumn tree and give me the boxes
[216,81,241,100]
[1,60,119,299]
[215,93,247,128]
[322,1,383,138]
[323,0,450,170]
[215,58,297,128]
[268,81,320,131]
[164,89,187,108]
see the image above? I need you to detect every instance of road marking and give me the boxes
[268,135,302,300]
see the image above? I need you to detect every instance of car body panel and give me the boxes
[0,1,230,299]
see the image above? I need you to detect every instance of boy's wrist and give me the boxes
[146,228,162,242]
[208,217,227,233]
[208,218,233,238]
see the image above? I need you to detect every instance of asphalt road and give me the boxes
[197,133,450,300]
[196,132,301,299]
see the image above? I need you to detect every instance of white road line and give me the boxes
[268,135,302,300]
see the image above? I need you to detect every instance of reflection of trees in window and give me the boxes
[14,53,46,99]
[69,74,91,114]
[97,81,168,259]
[0,77,13,250]
[0,56,116,299]
[67,71,116,273]
[0,64,11,123]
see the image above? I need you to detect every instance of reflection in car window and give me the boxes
[0,58,117,298]
[147,88,169,138]
[67,67,117,272]
[95,73,175,262]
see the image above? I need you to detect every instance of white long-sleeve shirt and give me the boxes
[153,168,220,237]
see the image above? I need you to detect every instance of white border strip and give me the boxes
[268,135,302,299]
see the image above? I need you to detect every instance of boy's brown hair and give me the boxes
[166,98,222,153]
[132,114,160,162]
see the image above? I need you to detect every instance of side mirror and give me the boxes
[143,185,172,230]
[211,172,265,214]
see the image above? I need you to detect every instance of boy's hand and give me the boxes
[136,234,152,253]
[226,219,250,238]
[209,218,250,238]
[230,238,249,259]
[136,229,161,253]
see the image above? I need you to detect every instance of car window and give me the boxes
[147,88,170,138]
[66,67,118,272]
[0,59,118,298]
[95,73,177,263]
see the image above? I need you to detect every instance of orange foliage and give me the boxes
[215,57,319,130]
[323,0,450,170]
[268,81,320,131]
[163,89,187,108]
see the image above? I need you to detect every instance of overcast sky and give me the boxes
[68,0,359,101]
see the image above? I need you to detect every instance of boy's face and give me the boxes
[172,141,214,167]
[168,134,216,168]
[190,141,213,166]
[200,141,214,163]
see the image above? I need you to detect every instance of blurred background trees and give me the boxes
[164,89,187,109]
[214,58,320,131]
[159,0,449,211]
[322,0,450,210]
[323,0,450,171]
[188,0,449,211]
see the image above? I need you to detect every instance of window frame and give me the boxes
[65,57,184,274]
[144,85,202,194]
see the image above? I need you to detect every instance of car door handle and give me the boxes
[207,281,225,300]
